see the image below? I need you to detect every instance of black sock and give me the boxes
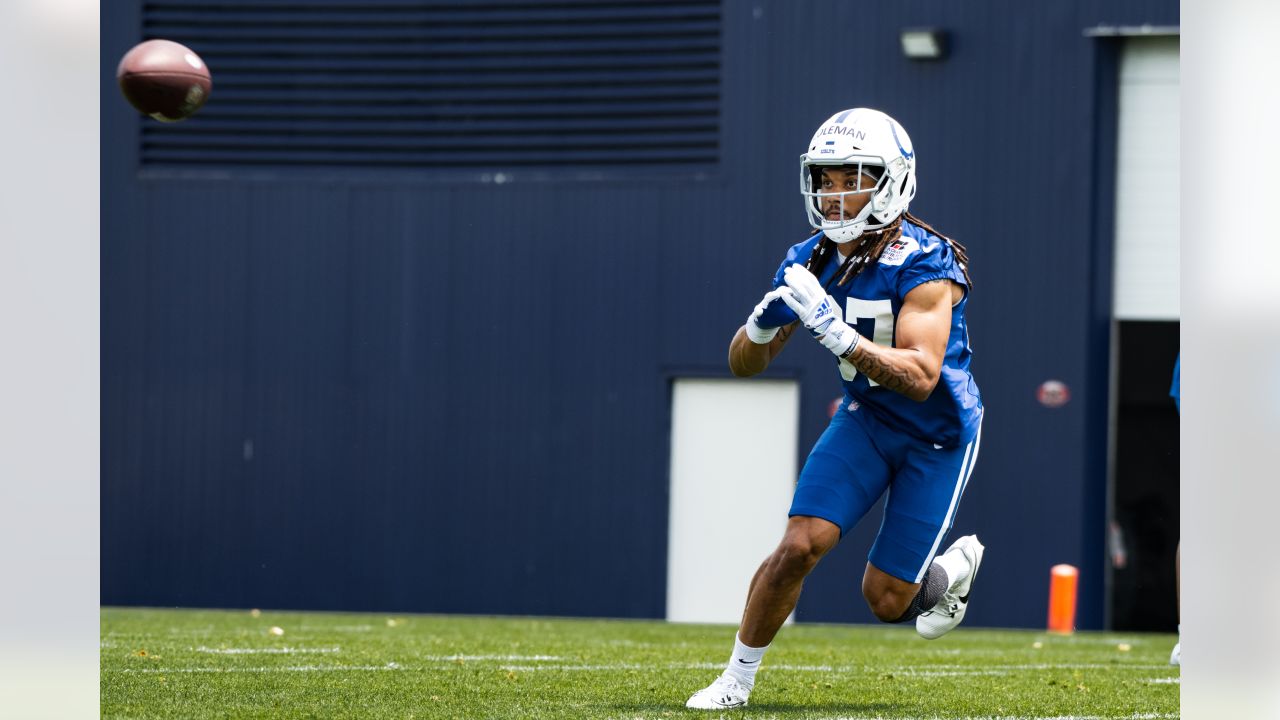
[891,563,949,623]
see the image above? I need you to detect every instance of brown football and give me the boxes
[116,39,212,122]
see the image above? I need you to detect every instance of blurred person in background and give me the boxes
[687,108,985,710]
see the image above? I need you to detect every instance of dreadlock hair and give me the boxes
[802,210,972,290]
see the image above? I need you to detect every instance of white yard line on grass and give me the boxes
[104,628,219,638]
[106,659,1181,680]
[486,661,1173,674]
[193,646,342,655]
[499,664,650,672]
[810,662,1172,672]
[422,654,563,661]
[110,663,404,674]
[495,660,1174,673]
[687,661,837,672]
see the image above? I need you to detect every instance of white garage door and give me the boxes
[666,378,798,624]
[1113,36,1180,320]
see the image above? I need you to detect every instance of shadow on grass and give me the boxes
[739,702,898,715]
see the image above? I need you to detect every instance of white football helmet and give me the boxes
[801,108,918,243]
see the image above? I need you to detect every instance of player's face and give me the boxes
[817,167,878,221]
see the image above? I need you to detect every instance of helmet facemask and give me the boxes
[801,158,890,244]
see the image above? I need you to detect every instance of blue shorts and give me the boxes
[788,404,981,583]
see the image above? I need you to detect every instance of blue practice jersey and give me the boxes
[759,221,983,447]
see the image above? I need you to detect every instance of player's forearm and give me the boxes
[729,323,795,377]
[842,340,939,401]
[730,327,772,377]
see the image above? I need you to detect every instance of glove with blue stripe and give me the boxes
[779,264,860,357]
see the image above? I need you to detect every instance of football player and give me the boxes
[687,108,985,710]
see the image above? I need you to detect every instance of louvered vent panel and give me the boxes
[139,0,721,171]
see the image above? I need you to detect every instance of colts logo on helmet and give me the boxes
[888,119,914,160]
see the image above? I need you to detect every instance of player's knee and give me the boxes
[864,587,911,623]
[770,537,822,579]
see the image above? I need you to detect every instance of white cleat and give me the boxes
[686,673,750,709]
[1169,641,1180,666]
[917,534,985,640]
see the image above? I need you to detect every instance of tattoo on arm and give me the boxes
[837,279,952,396]
[848,344,917,394]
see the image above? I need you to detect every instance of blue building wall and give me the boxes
[102,0,1177,629]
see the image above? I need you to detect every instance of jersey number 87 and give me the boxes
[838,298,895,386]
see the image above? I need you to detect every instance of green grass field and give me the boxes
[101,608,1178,719]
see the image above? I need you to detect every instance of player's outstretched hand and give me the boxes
[780,264,860,357]
[744,288,791,344]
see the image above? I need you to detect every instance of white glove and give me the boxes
[779,264,861,357]
[744,288,790,344]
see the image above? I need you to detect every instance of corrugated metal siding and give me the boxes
[139,0,721,169]
[103,0,1178,627]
